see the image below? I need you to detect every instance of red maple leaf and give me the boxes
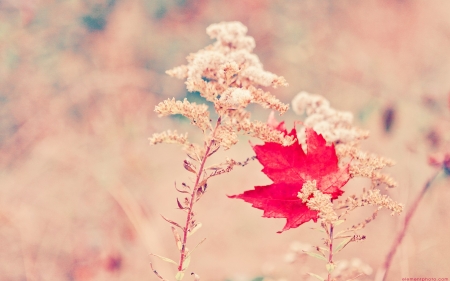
[267,111,287,132]
[229,126,350,233]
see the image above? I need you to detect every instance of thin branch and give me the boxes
[327,223,334,281]
[376,170,442,281]
[178,117,222,272]
[235,155,257,167]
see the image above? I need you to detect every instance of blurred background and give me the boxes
[1,0,450,280]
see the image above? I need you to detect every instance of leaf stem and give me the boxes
[178,117,222,272]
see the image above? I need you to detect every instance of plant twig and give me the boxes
[327,223,334,281]
[376,170,441,281]
[178,117,222,272]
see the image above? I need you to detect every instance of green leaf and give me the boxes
[188,223,202,237]
[311,227,326,233]
[308,273,325,281]
[317,246,329,253]
[304,251,327,261]
[182,254,191,270]
[175,271,185,281]
[326,262,336,273]
[335,237,353,253]
[315,246,328,258]
[334,234,352,240]
[332,220,345,226]
[150,253,178,266]
[335,228,352,238]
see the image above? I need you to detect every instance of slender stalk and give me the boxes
[177,117,222,272]
[377,170,441,281]
[327,223,334,281]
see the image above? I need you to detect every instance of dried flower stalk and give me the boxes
[289,92,403,281]
[149,21,291,281]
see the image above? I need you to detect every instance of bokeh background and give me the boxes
[1,0,450,280]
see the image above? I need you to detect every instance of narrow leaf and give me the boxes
[175,187,190,194]
[188,223,202,237]
[334,234,352,240]
[161,215,184,231]
[197,179,207,189]
[150,253,178,266]
[183,160,196,173]
[332,220,345,226]
[206,164,222,171]
[186,153,196,161]
[175,271,185,281]
[317,246,329,253]
[304,251,327,261]
[321,222,330,236]
[177,198,186,210]
[175,182,190,194]
[171,227,183,251]
[335,237,353,253]
[311,227,326,233]
[207,144,220,157]
[335,228,353,238]
[196,187,204,197]
[316,246,328,257]
[182,254,191,270]
[308,273,325,281]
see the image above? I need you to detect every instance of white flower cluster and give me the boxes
[292,91,367,144]
[219,88,252,108]
[169,21,285,88]
[165,21,292,147]
[206,21,256,52]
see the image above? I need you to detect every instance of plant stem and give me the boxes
[177,117,222,272]
[377,170,441,281]
[327,223,334,281]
